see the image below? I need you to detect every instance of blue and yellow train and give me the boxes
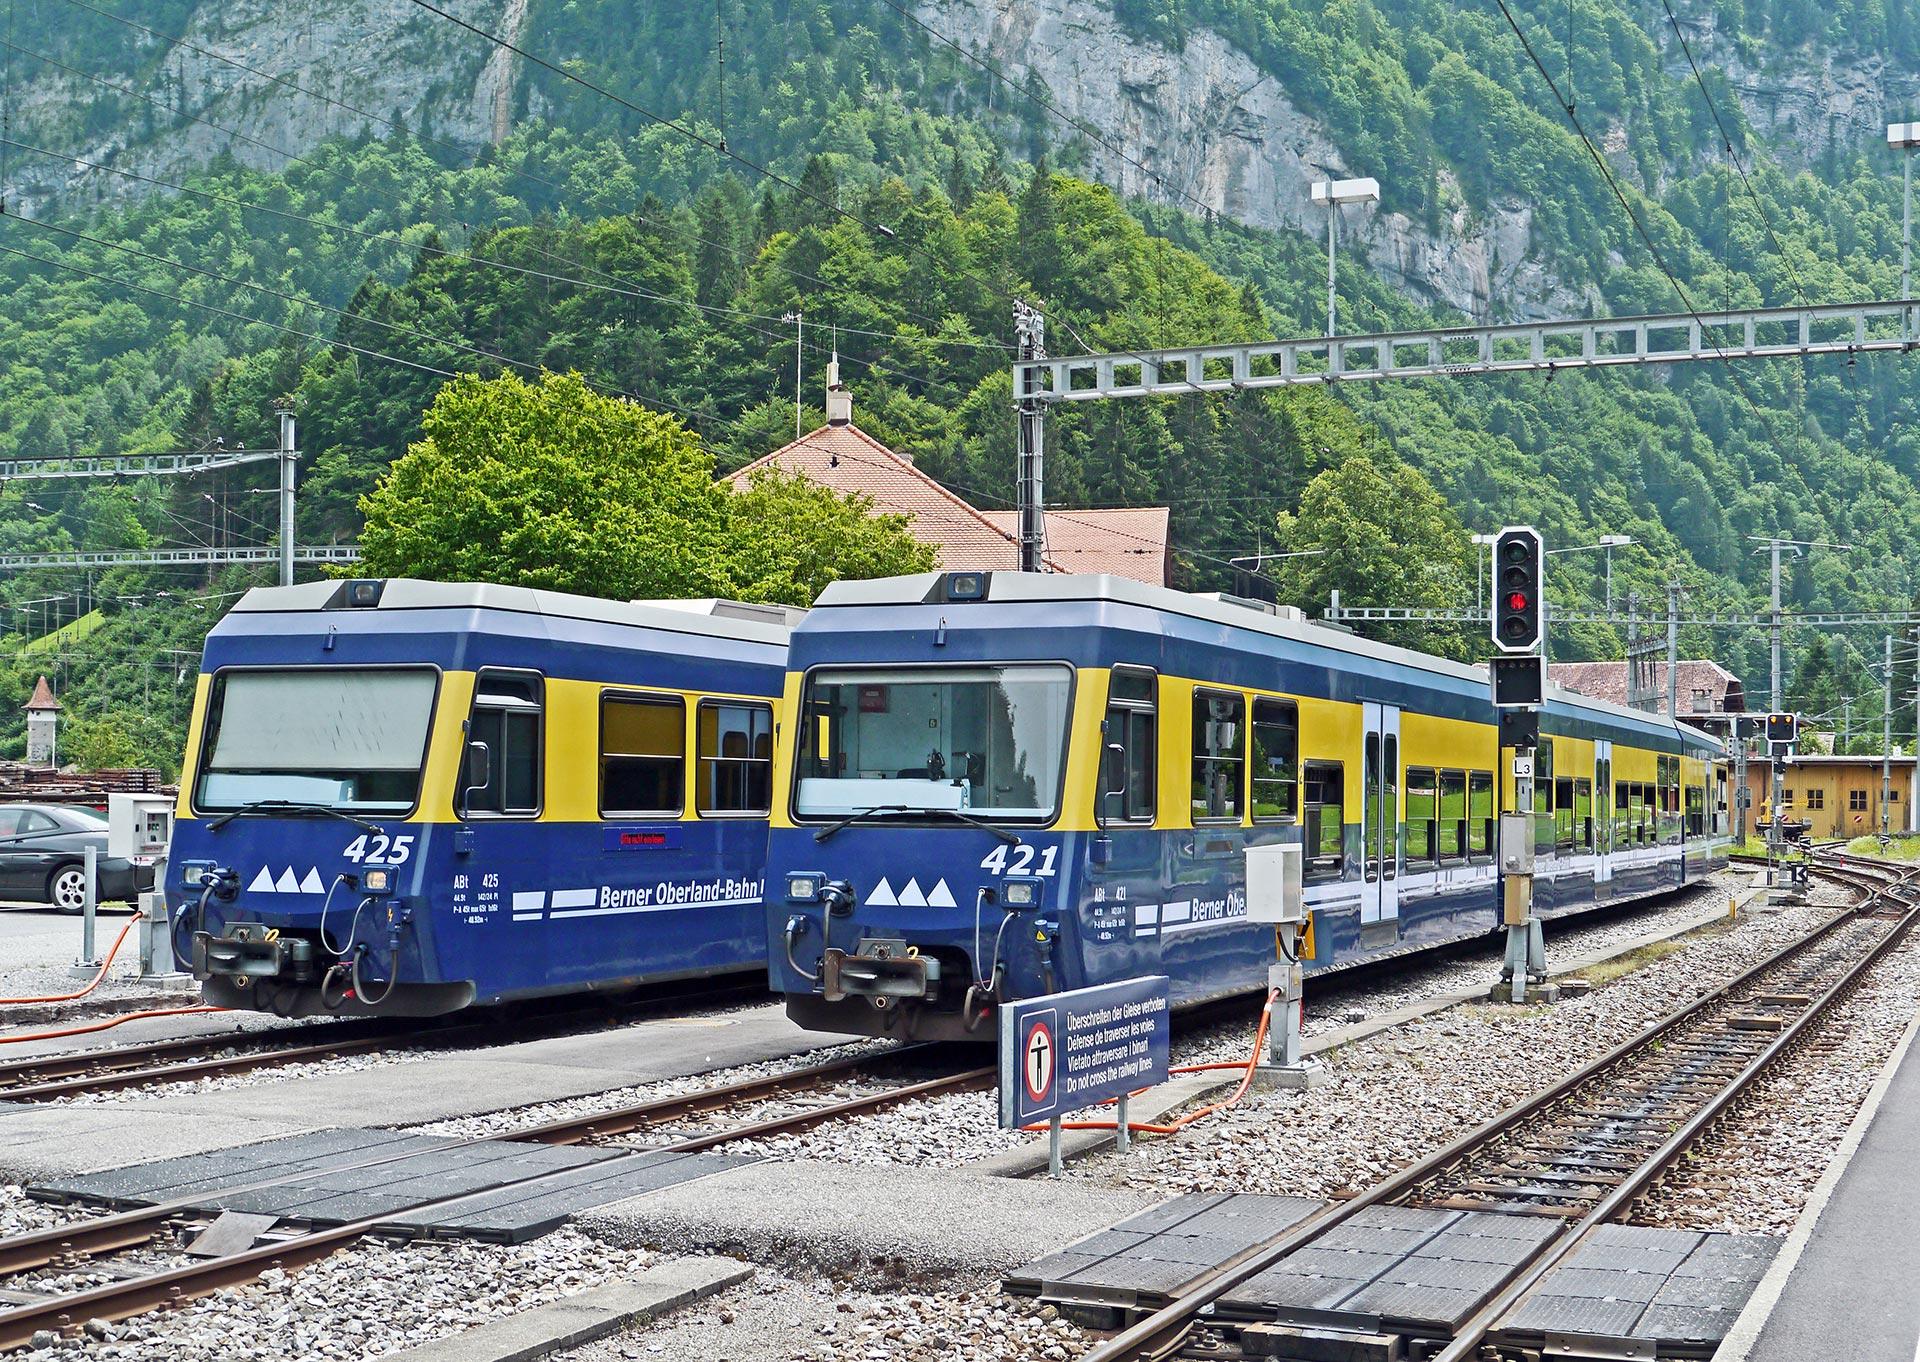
[170,579,795,1016]
[765,572,1732,1041]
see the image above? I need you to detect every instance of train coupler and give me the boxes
[821,938,940,1003]
[193,923,318,983]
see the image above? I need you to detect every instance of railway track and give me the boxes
[1080,850,1920,1362]
[0,1041,989,1349]
[0,975,769,1103]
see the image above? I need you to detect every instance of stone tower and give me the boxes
[24,675,58,767]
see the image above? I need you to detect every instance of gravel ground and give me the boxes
[559,1271,1089,1362]
[1059,884,1850,1199]
[408,1037,897,1140]
[0,1183,83,1239]
[1633,932,1920,1234]
[9,1228,657,1362]
[720,877,1752,1170]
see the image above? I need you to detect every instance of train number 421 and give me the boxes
[978,844,1058,877]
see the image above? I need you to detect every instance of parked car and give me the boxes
[0,804,155,911]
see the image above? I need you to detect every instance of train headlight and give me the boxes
[360,867,394,895]
[1002,876,1042,909]
[786,872,823,902]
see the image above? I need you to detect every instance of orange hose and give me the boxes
[1024,987,1282,1137]
[0,913,143,1005]
[0,1004,224,1045]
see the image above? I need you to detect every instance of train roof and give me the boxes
[811,572,1725,753]
[227,579,801,646]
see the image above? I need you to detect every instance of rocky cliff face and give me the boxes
[917,0,1599,324]
[3,0,520,218]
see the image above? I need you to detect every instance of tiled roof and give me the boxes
[726,421,1171,586]
[1549,659,1744,712]
[24,675,58,712]
[979,508,1169,586]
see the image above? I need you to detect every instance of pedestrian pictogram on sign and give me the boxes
[1023,1018,1055,1104]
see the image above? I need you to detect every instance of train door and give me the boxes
[1593,740,1614,899]
[1362,702,1401,926]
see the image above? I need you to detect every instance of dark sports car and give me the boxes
[0,804,155,911]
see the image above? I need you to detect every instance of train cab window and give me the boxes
[1437,770,1466,863]
[1102,667,1157,824]
[1467,771,1494,860]
[1251,698,1300,822]
[1190,690,1244,823]
[1405,767,1436,865]
[600,693,685,816]
[463,670,543,816]
[1573,778,1592,851]
[1304,761,1345,881]
[697,701,774,816]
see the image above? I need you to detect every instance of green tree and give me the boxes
[1266,453,1476,657]
[357,370,930,605]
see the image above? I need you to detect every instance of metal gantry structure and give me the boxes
[0,404,311,587]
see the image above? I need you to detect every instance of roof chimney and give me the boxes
[825,352,853,427]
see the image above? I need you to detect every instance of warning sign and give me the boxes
[998,975,1169,1129]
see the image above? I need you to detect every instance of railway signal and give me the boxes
[1491,526,1545,653]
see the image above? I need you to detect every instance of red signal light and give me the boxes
[1506,591,1529,611]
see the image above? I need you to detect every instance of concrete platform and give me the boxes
[0,1005,844,1181]
[386,1257,753,1362]
[1716,1003,1920,1362]
[29,1127,754,1244]
[578,1157,1156,1286]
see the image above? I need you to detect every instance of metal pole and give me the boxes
[1661,591,1675,713]
[1604,544,1614,618]
[1115,1092,1131,1154]
[276,407,296,588]
[1327,202,1339,336]
[1769,540,1784,710]
[1912,624,1919,833]
[1904,151,1912,340]
[1014,302,1048,574]
[1884,633,1894,841]
[75,843,98,971]
[1048,1115,1063,1177]
[1767,541,1784,868]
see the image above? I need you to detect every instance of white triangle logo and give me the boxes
[867,877,898,907]
[898,878,927,907]
[247,866,276,894]
[927,879,957,908]
[275,867,301,894]
[298,868,325,894]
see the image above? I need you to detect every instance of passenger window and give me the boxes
[1250,698,1299,822]
[18,810,57,835]
[1304,761,1345,881]
[1102,667,1157,823]
[1555,777,1575,851]
[1574,777,1592,850]
[1190,690,1244,823]
[1405,767,1436,865]
[1439,770,1466,862]
[1534,738,1554,854]
[462,670,542,816]
[1468,771,1494,860]
[697,701,774,816]
[600,693,685,816]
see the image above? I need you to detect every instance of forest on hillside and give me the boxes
[4,0,1920,769]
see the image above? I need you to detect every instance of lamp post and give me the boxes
[781,309,804,439]
[1310,176,1380,336]
[1891,122,1920,338]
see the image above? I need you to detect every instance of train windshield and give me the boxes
[196,667,439,814]
[795,664,1072,821]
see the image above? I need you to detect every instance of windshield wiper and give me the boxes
[813,803,1020,846]
[207,800,382,834]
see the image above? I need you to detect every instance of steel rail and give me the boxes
[1081,859,1903,1362]
[0,1044,989,1347]
[1428,861,1920,1362]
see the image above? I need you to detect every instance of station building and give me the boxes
[726,359,1171,587]
[1744,754,1918,838]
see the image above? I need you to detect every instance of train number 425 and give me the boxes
[342,833,416,865]
[978,844,1058,877]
